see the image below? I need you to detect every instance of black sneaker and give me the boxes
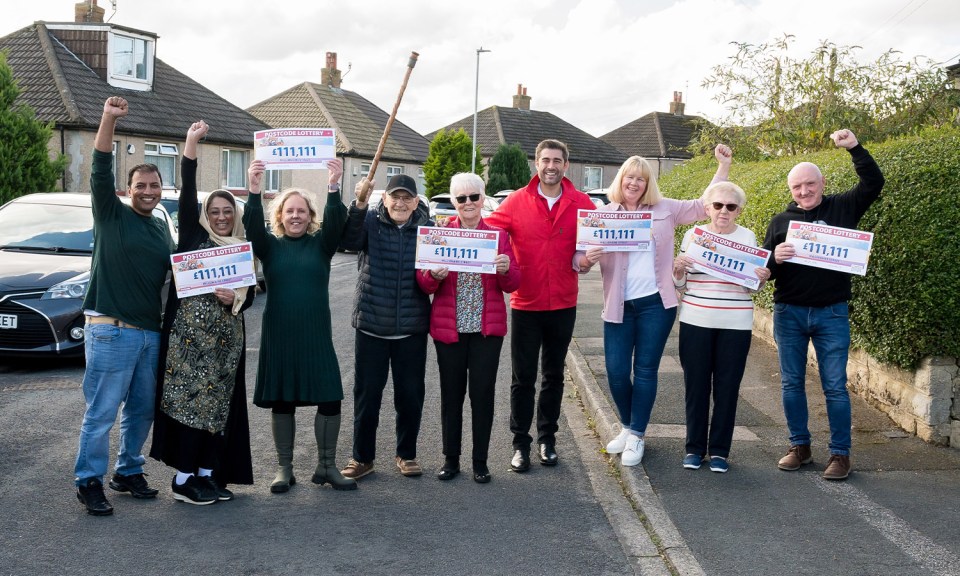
[171,476,217,505]
[77,478,114,516]
[109,473,159,499]
[201,476,234,501]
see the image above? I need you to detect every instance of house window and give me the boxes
[265,169,281,193]
[144,142,178,188]
[221,149,249,189]
[417,168,426,196]
[387,165,403,177]
[583,166,602,190]
[359,163,371,178]
[111,34,149,80]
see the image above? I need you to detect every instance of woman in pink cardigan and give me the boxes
[575,146,730,467]
[417,173,520,483]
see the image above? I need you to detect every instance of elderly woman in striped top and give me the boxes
[672,181,770,473]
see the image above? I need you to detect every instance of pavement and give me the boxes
[565,270,960,576]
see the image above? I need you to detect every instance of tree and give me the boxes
[0,51,66,204]
[486,143,530,193]
[422,128,482,197]
[693,35,957,159]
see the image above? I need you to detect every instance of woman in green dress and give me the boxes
[244,158,355,492]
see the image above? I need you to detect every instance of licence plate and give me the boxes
[0,314,16,329]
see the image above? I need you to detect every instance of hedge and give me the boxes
[659,126,960,369]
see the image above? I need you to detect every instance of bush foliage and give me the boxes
[422,128,483,198]
[486,143,530,194]
[0,51,66,204]
[661,126,960,369]
[693,36,957,160]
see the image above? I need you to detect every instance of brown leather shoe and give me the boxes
[395,457,422,477]
[341,459,374,480]
[777,444,812,471]
[822,454,851,480]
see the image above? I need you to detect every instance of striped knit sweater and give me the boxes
[675,225,757,331]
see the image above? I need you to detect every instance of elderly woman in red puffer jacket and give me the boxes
[417,173,520,485]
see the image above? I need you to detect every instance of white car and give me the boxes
[160,190,269,289]
[585,188,610,207]
[365,189,429,209]
[429,193,498,220]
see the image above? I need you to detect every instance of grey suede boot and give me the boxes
[311,413,358,491]
[270,413,296,493]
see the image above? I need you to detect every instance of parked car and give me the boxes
[585,188,610,207]
[493,189,514,201]
[0,193,176,358]
[366,189,429,209]
[429,193,498,220]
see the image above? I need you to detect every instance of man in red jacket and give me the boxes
[485,139,597,472]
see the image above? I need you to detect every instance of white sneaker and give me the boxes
[621,434,644,467]
[605,427,631,454]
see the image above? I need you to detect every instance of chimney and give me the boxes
[74,0,105,23]
[321,52,342,88]
[669,91,685,116]
[512,84,531,111]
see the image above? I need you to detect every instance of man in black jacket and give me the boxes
[763,129,884,481]
[339,174,432,480]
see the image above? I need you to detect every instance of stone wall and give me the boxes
[753,308,960,448]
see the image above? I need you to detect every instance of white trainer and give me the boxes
[621,434,645,467]
[605,427,631,454]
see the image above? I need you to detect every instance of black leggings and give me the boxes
[271,401,341,416]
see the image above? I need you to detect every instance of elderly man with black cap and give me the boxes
[339,174,433,480]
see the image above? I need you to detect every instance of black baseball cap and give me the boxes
[386,174,418,197]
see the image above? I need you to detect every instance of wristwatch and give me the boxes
[328,183,341,193]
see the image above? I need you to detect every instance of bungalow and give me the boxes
[247,52,431,209]
[0,0,268,195]
[430,84,627,192]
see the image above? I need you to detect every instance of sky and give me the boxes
[4,0,958,137]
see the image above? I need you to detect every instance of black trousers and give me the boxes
[172,422,218,473]
[509,307,577,450]
[352,331,427,462]
[435,333,503,462]
[678,322,752,458]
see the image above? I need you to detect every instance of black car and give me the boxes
[0,193,176,357]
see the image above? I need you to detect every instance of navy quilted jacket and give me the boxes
[340,200,432,336]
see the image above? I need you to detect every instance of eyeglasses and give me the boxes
[711,202,739,211]
[455,193,482,204]
[388,193,416,203]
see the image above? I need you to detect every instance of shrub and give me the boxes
[660,126,960,369]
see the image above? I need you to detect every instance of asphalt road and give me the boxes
[0,251,635,576]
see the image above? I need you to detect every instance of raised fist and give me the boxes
[103,96,128,119]
[186,120,209,142]
[830,129,858,150]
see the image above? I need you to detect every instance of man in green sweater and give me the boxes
[74,97,174,516]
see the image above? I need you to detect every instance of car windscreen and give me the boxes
[0,202,94,252]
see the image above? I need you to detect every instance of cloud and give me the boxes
[5,0,958,137]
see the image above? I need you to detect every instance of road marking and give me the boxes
[811,474,960,576]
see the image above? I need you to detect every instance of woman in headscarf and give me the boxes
[150,120,255,505]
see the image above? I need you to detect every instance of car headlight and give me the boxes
[42,272,90,300]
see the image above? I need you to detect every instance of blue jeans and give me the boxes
[604,293,677,436]
[74,324,160,485]
[773,302,851,456]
